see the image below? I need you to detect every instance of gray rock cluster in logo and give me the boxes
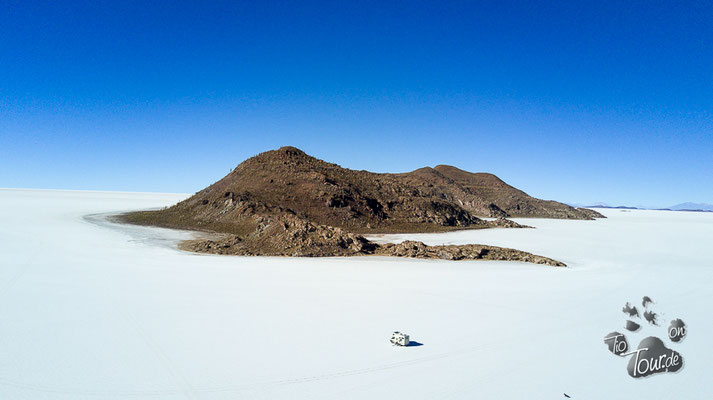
[622,302,639,318]
[643,310,658,325]
[625,320,641,332]
[642,296,653,308]
[604,296,686,379]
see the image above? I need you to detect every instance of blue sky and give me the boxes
[1,1,711,206]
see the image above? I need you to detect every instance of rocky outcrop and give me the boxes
[576,207,606,219]
[181,213,377,257]
[488,217,532,228]
[376,240,565,266]
[182,228,565,266]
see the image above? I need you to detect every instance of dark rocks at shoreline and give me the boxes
[488,217,533,228]
[181,213,378,257]
[179,217,565,266]
[375,240,566,266]
[576,207,606,219]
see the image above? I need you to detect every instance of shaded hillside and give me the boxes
[667,202,713,212]
[124,146,602,236]
[408,165,604,220]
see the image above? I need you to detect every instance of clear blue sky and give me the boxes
[1,1,711,207]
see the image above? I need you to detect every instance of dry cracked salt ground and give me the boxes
[0,188,710,399]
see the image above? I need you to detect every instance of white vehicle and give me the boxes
[390,331,410,346]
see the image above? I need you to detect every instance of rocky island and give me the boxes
[121,146,603,266]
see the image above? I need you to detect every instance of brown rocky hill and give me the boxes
[124,146,602,236]
[122,146,604,265]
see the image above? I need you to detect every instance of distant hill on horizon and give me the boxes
[586,204,640,210]
[666,202,713,212]
[568,202,713,213]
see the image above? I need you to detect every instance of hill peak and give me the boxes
[434,164,491,177]
[238,146,315,169]
[259,146,310,159]
[276,146,306,155]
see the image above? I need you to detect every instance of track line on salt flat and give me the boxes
[123,312,199,400]
[0,242,41,302]
[0,377,186,397]
[0,314,202,398]
[0,344,465,397]
[0,281,638,398]
[190,334,514,395]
